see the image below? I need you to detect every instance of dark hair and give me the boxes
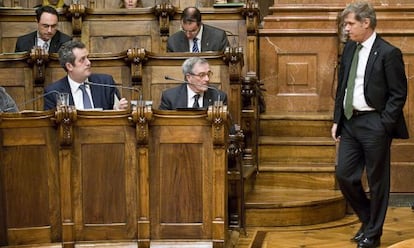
[341,1,377,29]
[58,40,86,71]
[181,7,202,25]
[35,5,59,22]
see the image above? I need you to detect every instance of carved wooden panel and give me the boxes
[0,112,60,246]
[148,111,227,245]
[71,114,139,241]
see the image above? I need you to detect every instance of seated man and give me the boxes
[44,40,129,110]
[15,5,71,53]
[0,87,19,112]
[167,7,229,53]
[159,57,227,110]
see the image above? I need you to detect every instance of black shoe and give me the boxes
[357,237,380,248]
[351,225,365,243]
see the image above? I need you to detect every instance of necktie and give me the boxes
[79,84,92,109]
[42,42,49,51]
[192,38,199,53]
[192,94,200,108]
[344,44,362,120]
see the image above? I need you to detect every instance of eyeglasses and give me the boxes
[189,71,213,78]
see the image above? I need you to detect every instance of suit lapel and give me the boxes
[364,37,381,87]
[201,26,209,51]
[176,84,188,108]
[179,33,190,52]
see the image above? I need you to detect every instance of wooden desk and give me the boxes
[0,105,229,248]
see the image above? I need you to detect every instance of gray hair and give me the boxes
[58,40,85,72]
[341,1,377,29]
[182,57,209,78]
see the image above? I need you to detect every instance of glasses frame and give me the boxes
[189,71,213,78]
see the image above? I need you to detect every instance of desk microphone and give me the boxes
[17,90,62,110]
[225,30,238,48]
[85,80,142,101]
[164,75,223,104]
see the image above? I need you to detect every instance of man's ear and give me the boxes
[363,17,370,28]
[65,62,73,72]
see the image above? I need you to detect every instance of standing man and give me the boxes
[44,40,129,110]
[159,57,227,110]
[15,5,71,53]
[167,7,229,53]
[331,2,408,248]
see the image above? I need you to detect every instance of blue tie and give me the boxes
[192,38,199,53]
[79,84,92,109]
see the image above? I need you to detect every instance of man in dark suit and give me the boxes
[159,57,227,110]
[15,5,71,53]
[332,2,408,248]
[44,40,129,110]
[167,7,229,53]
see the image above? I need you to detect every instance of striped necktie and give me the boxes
[192,38,199,53]
[43,42,49,51]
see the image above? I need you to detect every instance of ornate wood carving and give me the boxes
[242,1,260,35]
[68,3,86,35]
[28,47,49,85]
[126,48,148,84]
[207,102,228,146]
[55,105,77,147]
[154,3,175,37]
[223,47,244,82]
[88,0,96,8]
[131,103,152,146]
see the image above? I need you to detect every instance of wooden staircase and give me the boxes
[244,112,347,227]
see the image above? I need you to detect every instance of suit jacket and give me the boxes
[43,74,120,110]
[0,87,19,112]
[158,83,227,110]
[334,36,409,139]
[167,24,229,52]
[15,30,71,53]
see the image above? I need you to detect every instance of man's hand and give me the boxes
[116,97,129,110]
[331,123,340,142]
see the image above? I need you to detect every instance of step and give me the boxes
[256,162,337,190]
[259,112,333,137]
[259,136,336,164]
[245,187,346,227]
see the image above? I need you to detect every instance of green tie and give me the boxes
[344,44,362,119]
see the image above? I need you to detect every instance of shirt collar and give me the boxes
[360,32,376,50]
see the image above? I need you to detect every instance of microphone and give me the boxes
[164,75,223,105]
[85,80,143,102]
[225,30,238,48]
[17,90,62,110]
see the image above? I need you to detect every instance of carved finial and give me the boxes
[126,48,148,84]
[154,3,176,37]
[68,2,86,35]
[28,47,49,85]
[55,105,77,147]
